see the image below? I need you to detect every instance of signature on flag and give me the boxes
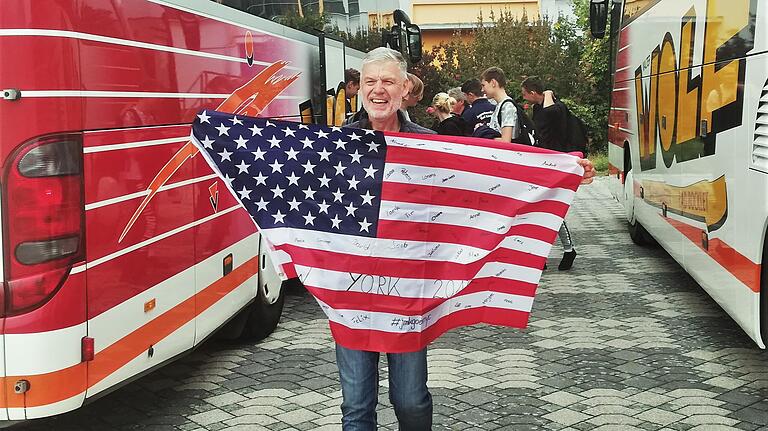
[192,110,583,352]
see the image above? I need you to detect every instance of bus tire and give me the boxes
[628,217,654,246]
[760,227,768,347]
[239,277,286,341]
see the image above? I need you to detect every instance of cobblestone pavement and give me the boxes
[13,177,768,431]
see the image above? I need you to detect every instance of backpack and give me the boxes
[497,99,537,146]
[560,102,589,155]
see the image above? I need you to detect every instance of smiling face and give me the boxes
[360,60,408,122]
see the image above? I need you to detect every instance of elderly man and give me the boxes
[343,47,434,431]
[341,48,596,431]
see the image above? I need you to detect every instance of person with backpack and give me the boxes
[480,67,536,146]
[521,75,582,270]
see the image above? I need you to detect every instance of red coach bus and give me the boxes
[0,0,406,419]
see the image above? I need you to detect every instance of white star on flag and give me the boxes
[366,141,379,152]
[235,160,251,174]
[218,148,232,162]
[316,130,329,139]
[287,197,301,211]
[237,186,252,200]
[360,190,375,205]
[364,164,378,178]
[345,202,358,217]
[334,161,347,176]
[318,200,330,214]
[333,139,347,150]
[301,160,316,174]
[302,211,316,226]
[318,147,332,161]
[348,132,361,141]
[216,123,230,136]
[201,135,215,149]
[283,127,296,137]
[347,176,360,190]
[234,135,249,149]
[302,186,317,200]
[350,150,362,164]
[332,188,344,202]
[285,147,300,160]
[286,172,301,186]
[254,197,269,211]
[330,214,342,229]
[267,136,282,147]
[270,185,285,198]
[230,116,243,125]
[251,147,266,160]
[300,137,314,148]
[253,171,268,185]
[272,210,285,223]
[197,111,211,123]
[358,217,372,232]
[249,124,263,136]
[318,173,331,188]
[269,160,284,173]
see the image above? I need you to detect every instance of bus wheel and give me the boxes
[239,242,286,341]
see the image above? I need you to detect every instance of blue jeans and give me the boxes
[336,344,432,431]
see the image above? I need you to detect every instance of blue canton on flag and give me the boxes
[193,110,386,237]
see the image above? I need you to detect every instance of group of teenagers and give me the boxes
[343,65,580,271]
[330,48,595,430]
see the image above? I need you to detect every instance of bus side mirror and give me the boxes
[405,24,422,64]
[589,0,609,38]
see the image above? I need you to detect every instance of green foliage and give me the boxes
[414,1,613,153]
[275,11,329,34]
[589,152,610,174]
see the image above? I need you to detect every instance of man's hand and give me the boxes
[577,158,595,184]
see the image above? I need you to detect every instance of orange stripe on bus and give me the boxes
[665,217,761,293]
[0,257,259,408]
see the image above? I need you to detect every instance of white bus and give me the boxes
[590,0,767,346]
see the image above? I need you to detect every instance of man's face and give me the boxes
[345,82,360,98]
[481,79,496,99]
[451,100,465,115]
[361,61,407,121]
[521,87,540,104]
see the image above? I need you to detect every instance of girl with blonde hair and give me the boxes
[431,92,467,136]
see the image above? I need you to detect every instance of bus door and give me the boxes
[78,0,197,396]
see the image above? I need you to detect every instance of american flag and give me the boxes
[192,110,584,353]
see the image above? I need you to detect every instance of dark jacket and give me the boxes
[347,110,435,134]
[434,115,467,136]
[532,101,568,151]
[461,97,495,133]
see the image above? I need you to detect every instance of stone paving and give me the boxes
[13,177,768,430]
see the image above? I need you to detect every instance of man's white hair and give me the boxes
[362,47,408,80]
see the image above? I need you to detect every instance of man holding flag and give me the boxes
[192,47,595,431]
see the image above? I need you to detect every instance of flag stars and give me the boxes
[360,190,375,206]
[318,173,331,188]
[249,124,263,136]
[318,147,332,161]
[347,175,360,190]
[333,139,347,150]
[332,188,344,203]
[317,200,330,214]
[200,135,215,149]
[269,160,284,173]
[286,171,301,186]
[348,132,361,141]
[301,160,316,174]
[267,136,281,147]
[287,197,301,211]
[330,214,342,229]
[358,217,372,233]
[253,171,268,185]
[235,160,251,174]
[230,116,243,125]
[234,135,249,149]
[334,161,347,176]
[300,137,314,149]
[197,111,211,124]
[345,202,358,217]
[283,126,296,137]
[237,186,252,200]
[350,150,363,164]
[218,148,233,162]
[272,210,286,224]
[302,211,316,226]
[316,129,329,139]
[366,141,379,153]
[364,164,378,178]
[254,197,269,211]
[270,184,285,198]
[252,147,266,160]
[302,186,317,200]
[215,123,230,136]
[285,147,300,160]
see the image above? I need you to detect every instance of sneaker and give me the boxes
[558,250,577,270]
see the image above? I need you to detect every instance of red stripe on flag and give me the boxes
[386,146,582,191]
[380,183,570,218]
[328,307,531,353]
[377,220,556,250]
[276,243,548,279]
[305,277,537,315]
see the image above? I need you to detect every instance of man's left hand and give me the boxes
[577,158,596,184]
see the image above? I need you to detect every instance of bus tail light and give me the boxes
[2,134,85,316]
